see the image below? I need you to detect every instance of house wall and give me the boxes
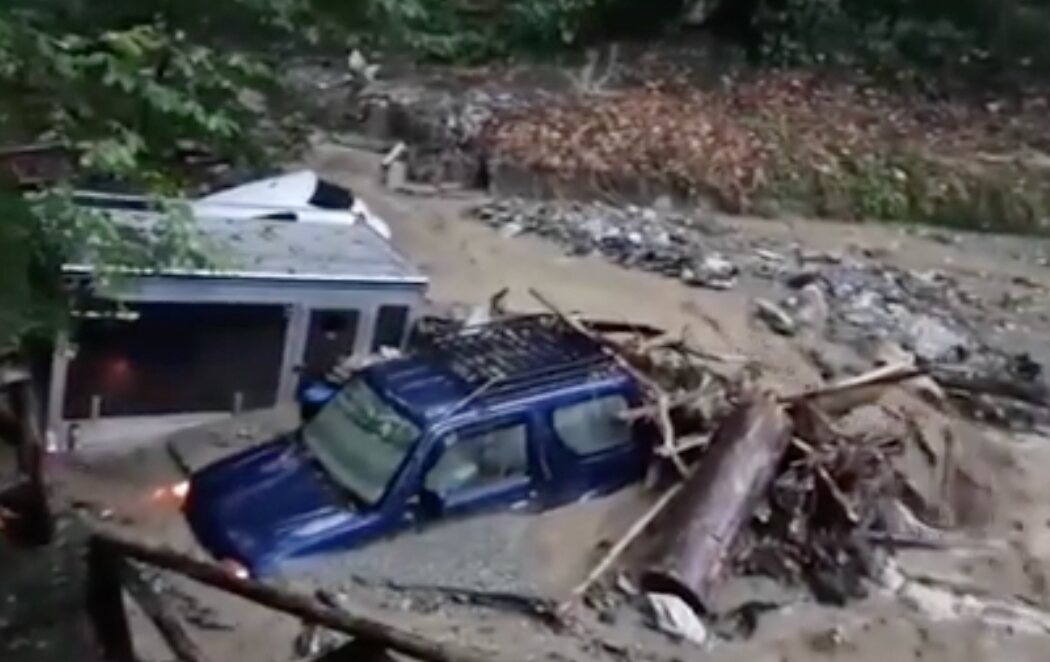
[48,275,426,451]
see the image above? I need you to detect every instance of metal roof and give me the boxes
[62,207,426,286]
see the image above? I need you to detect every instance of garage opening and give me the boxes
[64,303,286,418]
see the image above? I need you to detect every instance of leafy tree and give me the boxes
[0,4,273,352]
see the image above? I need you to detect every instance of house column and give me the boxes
[277,304,309,402]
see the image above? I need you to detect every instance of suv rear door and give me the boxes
[544,390,649,503]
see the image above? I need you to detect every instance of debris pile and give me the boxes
[774,257,1050,427]
[472,197,1048,426]
[798,259,995,363]
[473,198,743,287]
[500,290,1044,643]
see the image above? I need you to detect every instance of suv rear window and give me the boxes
[553,395,632,455]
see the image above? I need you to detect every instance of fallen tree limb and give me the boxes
[122,563,212,662]
[654,434,710,457]
[618,385,714,422]
[928,367,1050,408]
[88,529,498,662]
[641,395,793,613]
[780,364,924,415]
[570,482,685,600]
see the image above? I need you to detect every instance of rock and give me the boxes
[784,269,821,289]
[645,592,708,646]
[384,160,407,190]
[905,315,968,362]
[652,194,674,212]
[499,222,524,239]
[615,573,639,596]
[876,560,908,594]
[755,299,797,336]
[682,253,738,290]
[809,625,848,653]
[793,283,829,331]
[798,249,843,264]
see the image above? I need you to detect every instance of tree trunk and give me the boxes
[641,395,792,613]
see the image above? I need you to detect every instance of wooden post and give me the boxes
[86,538,136,662]
[9,379,53,545]
[89,530,498,662]
[641,395,793,613]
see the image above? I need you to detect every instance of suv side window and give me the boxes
[424,423,528,496]
[553,395,632,455]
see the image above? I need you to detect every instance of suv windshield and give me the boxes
[303,378,419,505]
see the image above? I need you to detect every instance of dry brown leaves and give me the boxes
[485,71,1050,215]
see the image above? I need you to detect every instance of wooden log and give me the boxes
[85,538,136,662]
[122,563,212,662]
[89,530,497,662]
[640,395,793,613]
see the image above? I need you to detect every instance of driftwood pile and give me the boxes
[518,290,1045,622]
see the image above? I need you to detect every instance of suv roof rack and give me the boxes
[419,315,617,398]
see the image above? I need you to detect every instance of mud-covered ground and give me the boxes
[9,143,1050,661]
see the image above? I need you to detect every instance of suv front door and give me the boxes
[421,416,537,519]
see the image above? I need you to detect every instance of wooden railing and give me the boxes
[85,528,497,662]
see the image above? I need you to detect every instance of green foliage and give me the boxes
[764,149,1050,235]
[0,20,269,184]
[0,2,274,351]
[754,0,1050,84]
[306,0,681,62]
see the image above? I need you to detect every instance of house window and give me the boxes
[371,305,409,352]
[425,424,528,496]
[553,395,632,455]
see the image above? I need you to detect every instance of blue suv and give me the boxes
[184,316,653,577]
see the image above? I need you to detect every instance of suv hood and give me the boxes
[185,436,358,575]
